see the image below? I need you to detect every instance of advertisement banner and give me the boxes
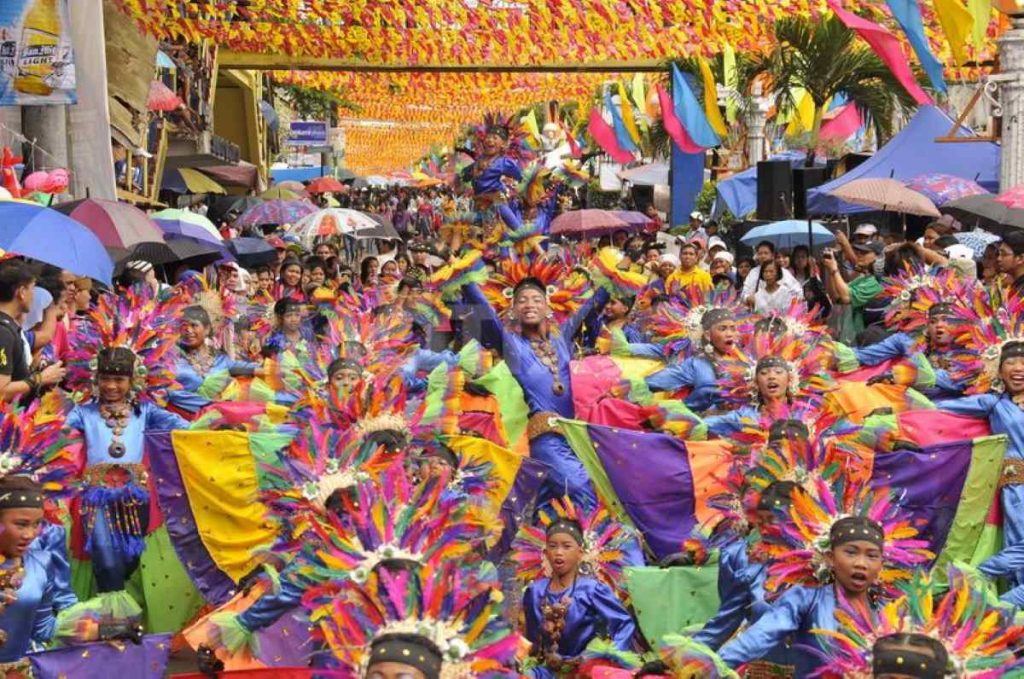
[286,120,328,146]
[0,0,76,106]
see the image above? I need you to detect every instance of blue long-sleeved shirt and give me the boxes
[167,352,261,414]
[67,401,188,465]
[852,332,963,398]
[645,355,722,413]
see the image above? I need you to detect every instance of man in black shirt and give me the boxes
[0,259,65,401]
[999,231,1024,295]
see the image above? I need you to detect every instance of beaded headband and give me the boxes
[831,516,884,549]
[0,490,44,509]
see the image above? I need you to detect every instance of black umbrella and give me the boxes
[108,237,225,274]
[941,194,1024,236]
[209,196,264,223]
[226,237,278,268]
[351,215,400,241]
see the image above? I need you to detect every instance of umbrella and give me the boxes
[234,199,318,229]
[942,194,1024,236]
[209,196,263,223]
[151,208,223,244]
[550,209,630,237]
[275,180,306,193]
[740,219,837,250]
[995,185,1024,209]
[828,178,940,217]
[293,208,380,246]
[109,237,224,269]
[166,234,233,263]
[147,80,182,112]
[306,177,345,194]
[53,198,164,249]
[0,202,113,283]
[955,228,1001,258]
[226,237,278,268]
[609,210,657,232]
[904,173,988,207]
[351,217,401,241]
[260,186,302,200]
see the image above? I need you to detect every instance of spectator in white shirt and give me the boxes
[751,259,800,314]
[741,240,803,305]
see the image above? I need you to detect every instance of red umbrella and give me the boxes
[550,209,630,238]
[147,80,182,112]
[52,198,165,248]
[994,185,1024,210]
[306,176,346,193]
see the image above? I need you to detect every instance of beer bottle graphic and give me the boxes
[14,0,61,96]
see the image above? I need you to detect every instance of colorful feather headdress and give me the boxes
[168,273,237,350]
[645,286,747,358]
[813,567,1024,678]
[882,262,977,339]
[306,560,523,678]
[0,394,79,499]
[657,634,739,678]
[949,288,1024,394]
[473,110,530,163]
[481,250,593,323]
[760,475,933,597]
[751,298,831,345]
[716,330,836,409]
[65,285,182,402]
[301,466,485,591]
[510,496,640,600]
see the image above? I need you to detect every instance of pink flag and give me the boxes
[828,0,932,105]
[587,108,634,164]
[655,83,705,154]
[820,102,863,141]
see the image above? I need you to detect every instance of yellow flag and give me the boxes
[723,42,738,124]
[616,81,643,146]
[785,90,816,136]
[698,56,729,137]
[967,0,990,53]
[630,73,648,130]
[521,109,541,142]
[934,0,973,66]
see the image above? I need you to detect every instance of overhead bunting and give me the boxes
[671,64,721,149]
[886,0,947,93]
[933,0,974,66]
[587,107,635,164]
[604,89,638,153]
[697,56,729,137]
[616,81,643,146]
[656,83,704,155]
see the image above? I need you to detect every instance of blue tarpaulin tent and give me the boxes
[807,105,999,214]
[714,152,812,218]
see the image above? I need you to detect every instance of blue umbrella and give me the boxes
[740,219,836,251]
[0,202,113,283]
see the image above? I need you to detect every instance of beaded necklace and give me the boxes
[527,334,565,396]
[184,346,215,376]
[99,401,131,459]
[538,574,577,665]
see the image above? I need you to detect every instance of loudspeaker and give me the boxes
[792,166,829,219]
[756,160,793,221]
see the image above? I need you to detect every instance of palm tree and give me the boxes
[753,15,923,165]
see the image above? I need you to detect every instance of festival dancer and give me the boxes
[717,478,932,676]
[458,112,526,232]
[262,299,317,358]
[462,250,643,510]
[63,289,188,612]
[514,499,638,678]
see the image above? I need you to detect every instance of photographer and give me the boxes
[822,240,884,345]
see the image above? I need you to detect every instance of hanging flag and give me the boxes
[655,83,705,154]
[827,0,933,105]
[604,89,638,153]
[819,102,864,141]
[616,81,643,145]
[785,89,817,136]
[587,107,635,164]
[521,109,542,142]
[933,0,973,66]
[670,63,720,148]
[723,42,738,124]
[886,0,948,93]
[697,56,729,137]
[968,0,991,52]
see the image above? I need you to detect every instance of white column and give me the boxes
[746,82,770,167]
[999,16,1024,188]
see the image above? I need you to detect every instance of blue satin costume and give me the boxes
[704,406,762,439]
[167,352,261,414]
[461,155,523,230]
[0,525,78,662]
[719,585,842,677]
[66,402,188,592]
[523,576,635,678]
[645,356,723,413]
[399,349,459,393]
[236,567,310,634]
[853,332,963,398]
[462,284,606,511]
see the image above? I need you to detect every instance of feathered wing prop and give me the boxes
[0,393,79,498]
[305,561,523,677]
[510,496,640,600]
[658,634,739,678]
[813,566,1024,677]
[760,477,933,597]
[65,285,182,403]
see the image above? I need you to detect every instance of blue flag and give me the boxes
[671,64,720,149]
[604,90,638,153]
[886,0,947,94]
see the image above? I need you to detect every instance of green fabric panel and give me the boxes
[932,434,1007,583]
[558,419,638,535]
[249,431,299,488]
[475,362,528,444]
[625,565,721,646]
[136,526,205,633]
